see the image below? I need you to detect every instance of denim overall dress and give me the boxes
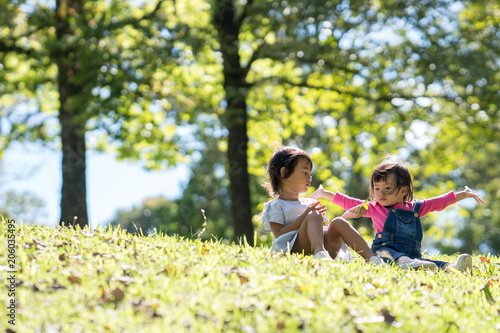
[371,200,448,268]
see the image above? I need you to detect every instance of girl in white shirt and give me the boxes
[261,146,383,265]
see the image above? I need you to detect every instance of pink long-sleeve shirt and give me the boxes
[333,191,457,233]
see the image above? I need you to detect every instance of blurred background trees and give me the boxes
[1,0,499,254]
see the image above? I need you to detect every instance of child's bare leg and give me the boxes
[291,210,326,255]
[325,217,375,260]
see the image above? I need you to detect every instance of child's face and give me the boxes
[372,174,408,207]
[280,158,312,196]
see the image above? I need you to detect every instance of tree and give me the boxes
[0,0,182,227]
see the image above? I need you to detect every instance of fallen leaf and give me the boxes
[486,277,499,287]
[420,283,434,291]
[111,288,125,303]
[237,273,249,284]
[99,285,107,299]
[68,275,82,284]
[380,308,396,325]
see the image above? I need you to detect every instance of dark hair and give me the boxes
[265,146,312,197]
[370,161,414,202]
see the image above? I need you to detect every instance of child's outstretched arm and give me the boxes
[455,186,486,204]
[309,184,335,201]
[310,185,369,219]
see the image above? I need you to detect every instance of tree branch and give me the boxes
[242,41,266,78]
[237,0,254,27]
[0,40,44,57]
[106,0,166,32]
[250,76,396,102]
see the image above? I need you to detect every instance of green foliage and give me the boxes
[105,0,500,252]
[0,0,194,161]
[241,0,500,252]
[3,221,500,332]
[1,0,499,249]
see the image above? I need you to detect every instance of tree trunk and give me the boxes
[58,107,88,228]
[344,105,371,230]
[214,0,254,244]
[225,86,253,244]
[56,0,89,228]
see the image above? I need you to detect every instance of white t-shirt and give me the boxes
[261,198,324,233]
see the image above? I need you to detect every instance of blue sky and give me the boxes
[1,141,190,229]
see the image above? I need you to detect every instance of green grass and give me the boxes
[1,221,499,332]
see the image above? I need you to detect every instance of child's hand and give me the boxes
[309,184,325,200]
[341,202,367,220]
[341,210,359,220]
[354,200,369,215]
[307,200,327,214]
[463,186,486,204]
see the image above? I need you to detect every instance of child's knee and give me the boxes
[308,210,323,220]
[305,211,324,225]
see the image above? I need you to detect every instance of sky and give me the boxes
[1,141,190,229]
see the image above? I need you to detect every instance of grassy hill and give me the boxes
[1,220,499,332]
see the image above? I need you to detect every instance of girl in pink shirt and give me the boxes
[311,161,485,271]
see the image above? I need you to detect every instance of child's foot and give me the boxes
[397,256,438,270]
[367,256,386,266]
[313,250,334,261]
[448,253,472,272]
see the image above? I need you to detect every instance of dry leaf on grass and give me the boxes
[68,275,82,284]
